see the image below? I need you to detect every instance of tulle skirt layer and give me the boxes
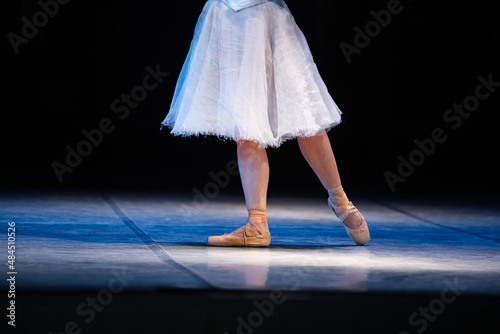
[161,0,342,148]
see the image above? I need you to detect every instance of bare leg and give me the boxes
[229,140,270,236]
[297,130,363,229]
[297,130,341,189]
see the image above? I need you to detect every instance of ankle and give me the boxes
[248,219,268,229]
[327,185,346,200]
[248,208,266,219]
[248,209,268,228]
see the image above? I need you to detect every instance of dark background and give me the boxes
[1,0,499,199]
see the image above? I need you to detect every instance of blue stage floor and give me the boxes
[1,190,499,333]
[2,191,499,293]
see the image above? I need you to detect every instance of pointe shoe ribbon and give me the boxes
[207,209,271,247]
[327,186,370,246]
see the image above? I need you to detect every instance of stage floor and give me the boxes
[2,190,500,333]
[2,190,499,293]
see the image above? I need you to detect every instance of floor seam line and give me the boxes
[374,200,500,246]
[101,193,216,289]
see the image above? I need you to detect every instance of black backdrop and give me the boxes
[1,0,499,198]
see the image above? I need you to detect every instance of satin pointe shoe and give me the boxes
[327,186,370,246]
[207,209,271,247]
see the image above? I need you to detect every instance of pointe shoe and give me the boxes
[207,209,271,247]
[327,186,370,246]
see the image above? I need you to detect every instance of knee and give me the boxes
[237,139,262,153]
[297,130,327,144]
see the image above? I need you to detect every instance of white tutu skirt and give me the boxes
[161,0,342,148]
